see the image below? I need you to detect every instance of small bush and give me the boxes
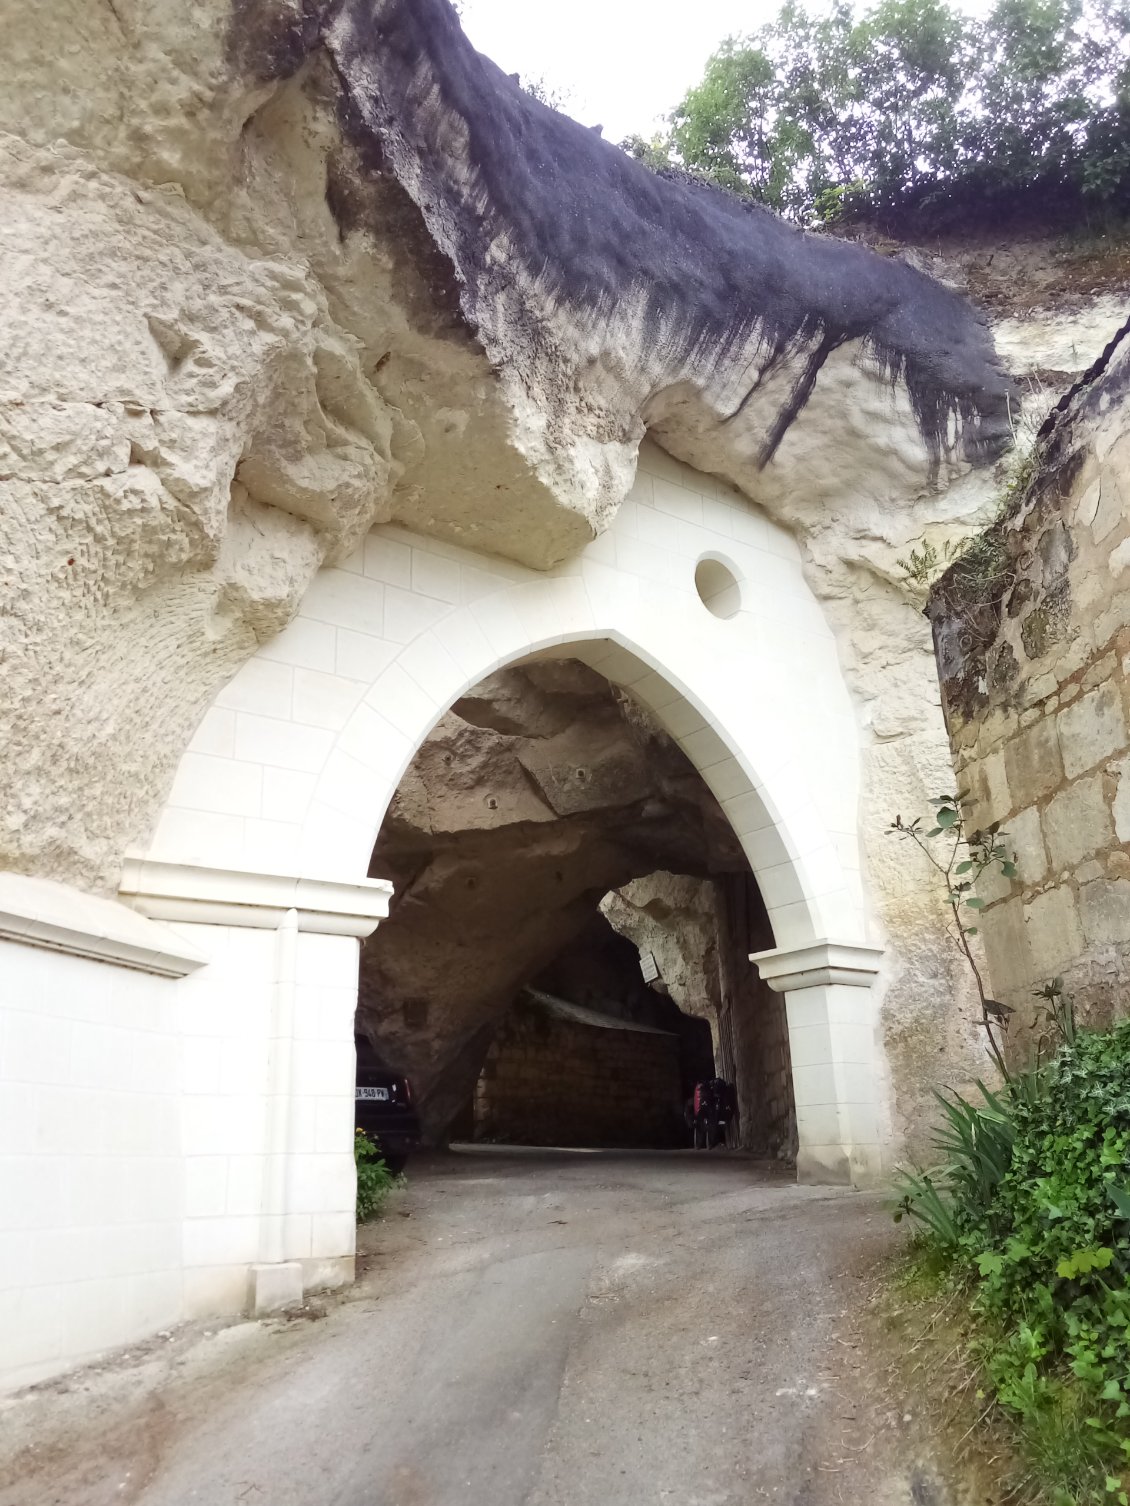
[894,1018,1130,1503]
[355,1129,403,1222]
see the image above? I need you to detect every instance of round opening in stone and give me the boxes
[695,558,742,619]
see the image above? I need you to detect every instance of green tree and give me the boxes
[851,0,967,208]
[641,0,1130,226]
[670,40,781,200]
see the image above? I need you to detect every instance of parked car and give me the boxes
[354,1038,421,1174]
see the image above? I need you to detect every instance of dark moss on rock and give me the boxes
[321,0,1014,471]
[224,0,1017,497]
[227,0,330,84]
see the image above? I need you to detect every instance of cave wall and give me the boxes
[716,872,797,1162]
[531,913,716,1096]
[0,0,1028,898]
[602,870,796,1158]
[928,322,1130,1035]
[472,994,684,1149]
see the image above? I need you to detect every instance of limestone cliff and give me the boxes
[1,0,1019,891]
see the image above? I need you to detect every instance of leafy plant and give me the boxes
[895,1020,1130,1503]
[893,1164,961,1243]
[1032,975,1080,1063]
[520,74,575,114]
[354,1129,403,1222]
[896,536,965,588]
[888,794,1017,1075]
[892,1081,1016,1242]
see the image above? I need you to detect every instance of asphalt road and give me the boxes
[0,1149,961,1506]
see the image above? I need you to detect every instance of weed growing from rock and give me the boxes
[888,793,1016,1075]
[355,1130,404,1222]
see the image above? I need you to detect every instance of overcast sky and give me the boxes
[458,0,779,143]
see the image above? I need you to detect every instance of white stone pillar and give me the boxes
[255,907,300,1310]
[119,860,392,1313]
[750,942,884,1187]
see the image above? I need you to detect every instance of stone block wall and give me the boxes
[473,995,684,1148]
[929,321,1130,1031]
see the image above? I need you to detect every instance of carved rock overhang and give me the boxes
[232,0,1017,567]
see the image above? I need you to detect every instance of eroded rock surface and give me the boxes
[601,874,724,1023]
[603,872,797,1159]
[360,660,747,1136]
[1,0,1021,889]
[326,0,1014,538]
[0,133,391,883]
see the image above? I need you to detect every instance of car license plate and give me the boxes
[356,1086,389,1101]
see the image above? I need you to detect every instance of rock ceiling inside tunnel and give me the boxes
[360,659,748,1138]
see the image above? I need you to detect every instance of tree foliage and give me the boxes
[632,0,1130,227]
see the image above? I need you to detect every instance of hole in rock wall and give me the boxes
[695,557,742,619]
[356,655,796,1162]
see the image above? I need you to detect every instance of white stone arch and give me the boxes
[298,587,846,952]
[135,458,874,950]
[122,450,887,1209]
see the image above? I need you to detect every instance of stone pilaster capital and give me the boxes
[119,857,392,938]
[749,940,884,993]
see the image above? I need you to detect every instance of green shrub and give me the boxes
[354,1129,403,1222]
[894,1019,1130,1502]
[971,1026,1130,1449]
[893,1082,1017,1245]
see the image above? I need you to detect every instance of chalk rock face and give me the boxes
[325,0,1015,548]
[601,872,798,1158]
[0,0,1023,889]
[600,875,724,1027]
[0,132,397,885]
[360,660,747,1136]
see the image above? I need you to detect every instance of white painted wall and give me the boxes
[0,922,363,1391]
[0,941,185,1389]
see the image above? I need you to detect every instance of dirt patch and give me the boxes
[863,1256,1035,1505]
[839,220,1130,322]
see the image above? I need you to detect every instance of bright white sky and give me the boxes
[458,0,779,143]
[459,0,994,143]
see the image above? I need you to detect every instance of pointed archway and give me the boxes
[118,450,888,1325]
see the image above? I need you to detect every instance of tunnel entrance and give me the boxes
[465,910,715,1149]
[355,654,797,1162]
